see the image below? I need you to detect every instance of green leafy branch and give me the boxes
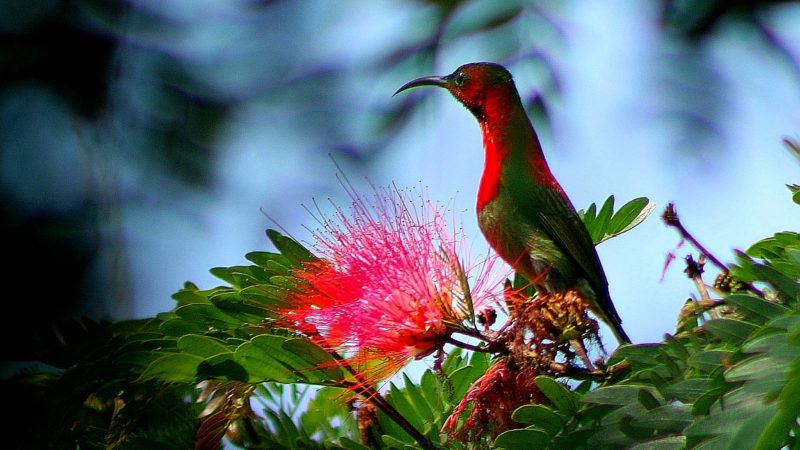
[579,196,655,245]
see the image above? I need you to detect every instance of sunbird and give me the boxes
[396,62,630,344]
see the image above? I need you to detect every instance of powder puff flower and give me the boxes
[277,181,506,385]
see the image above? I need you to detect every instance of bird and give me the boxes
[395,62,630,344]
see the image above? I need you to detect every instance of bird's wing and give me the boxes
[510,174,621,324]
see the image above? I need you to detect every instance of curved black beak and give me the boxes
[393,75,447,96]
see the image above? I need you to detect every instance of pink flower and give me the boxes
[278,183,506,384]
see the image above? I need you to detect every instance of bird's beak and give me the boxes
[393,75,447,96]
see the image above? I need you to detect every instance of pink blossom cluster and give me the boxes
[278,183,505,383]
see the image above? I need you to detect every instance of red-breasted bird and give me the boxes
[395,62,630,344]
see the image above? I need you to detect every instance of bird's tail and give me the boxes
[580,281,631,345]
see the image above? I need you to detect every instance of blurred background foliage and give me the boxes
[1,0,798,397]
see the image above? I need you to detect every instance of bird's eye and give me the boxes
[453,72,466,87]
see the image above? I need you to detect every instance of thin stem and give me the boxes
[569,339,595,370]
[663,203,727,271]
[452,327,487,341]
[446,336,490,353]
[309,333,436,450]
[689,255,719,319]
[663,203,763,296]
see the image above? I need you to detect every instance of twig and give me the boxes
[309,333,436,450]
[569,339,595,370]
[663,204,727,271]
[663,203,762,296]
[546,359,625,382]
[451,326,487,341]
[446,336,490,353]
[684,254,719,319]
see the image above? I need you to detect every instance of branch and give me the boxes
[446,336,490,353]
[545,359,628,382]
[684,254,719,319]
[662,203,727,271]
[309,333,436,450]
[663,203,762,296]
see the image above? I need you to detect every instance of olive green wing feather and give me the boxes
[509,174,622,326]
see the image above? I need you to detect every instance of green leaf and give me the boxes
[511,404,564,436]
[177,334,231,358]
[638,388,662,410]
[726,294,790,324]
[662,378,712,403]
[692,386,727,415]
[587,403,649,447]
[628,436,686,450]
[301,387,357,443]
[631,404,693,432]
[693,435,729,450]
[703,319,757,345]
[493,428,550,450]
[582,196,655,244]
[583,385,663,407]
[747,232,800,261]
[753,361,800,450]
[158,316,208,337]
[399,372,434,431]
[196,352,248,381]
[234,335,338,384]
[245,251,294,274]
[269,275,303,291]
[786,246,800,269]
[449,352,490,400]
[550,429,595,449]
[140,353,204,383]
[381,434,413,448]
[281,338,344,382]
[534,376,577,415]
[239,284,289,310]
[619,413,662,440]
[419,369,438,404]
[735,255,799,300]
[609,343,663,367]
[589,196,615,244]
[266,229,317,266]
[171,286,212,305]
[208,290,272,322]
[663,334,690,362]
[687,350,730,374]
[741,332,786,354]
[338,437,371,450]
[173,303,243,331]
[657,345,686,379]
[603,197,655,243]
[439,346,465,374]
[387,382,425,431]
[580,202,598,230]
[725,354,786,384]
[765,314,800,331]
[264,409,304,447]
[728,403,780,450]
[685,388,764,439]
[209,266,254,288]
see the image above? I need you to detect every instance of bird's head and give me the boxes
[394,62,518,120]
